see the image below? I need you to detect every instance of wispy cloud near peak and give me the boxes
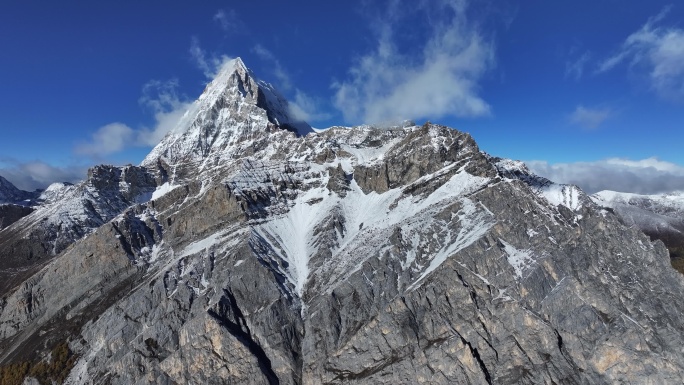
[333,0,495,125]
[75,79,194,160]
[598,6,684,101]
[213,9,245,33]
[569,105,612,129]
[190,37,234,79]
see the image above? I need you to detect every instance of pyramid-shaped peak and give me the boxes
[194,57,311,135]
[232,56,247,71]
[141,56,312,169]
[199,57,256,102]
[214,57,249,78]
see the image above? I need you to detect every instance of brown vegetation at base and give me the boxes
[671,255,684,275]
[0,341,77,385]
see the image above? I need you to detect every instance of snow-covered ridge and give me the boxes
[1,165,157,257]
[493,157,588,211]
[38,182,76,204]
[592,190,684,218]
[590,190,684,237]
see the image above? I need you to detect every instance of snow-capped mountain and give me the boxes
[1,58,684,385]
[592,190,684,261]
[142,57,311,175]
[592,190,684,223]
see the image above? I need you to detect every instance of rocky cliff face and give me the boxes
[1,59,684,385]
[0,164,159,295]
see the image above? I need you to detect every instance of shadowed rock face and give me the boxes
[2,60,684,385]
[0,204,33,230]
[0,176,37,205]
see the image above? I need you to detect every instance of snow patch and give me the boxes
[540,184,583,211]
[409,198,496,290]
[252,163,494,297]
[500,239,536,279]
[152,182,180,200]
[180,231,226,257]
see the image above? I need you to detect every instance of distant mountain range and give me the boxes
[1,58,684,385]
[592,190,684,272]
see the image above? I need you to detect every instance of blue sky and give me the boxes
[1,0,683,194]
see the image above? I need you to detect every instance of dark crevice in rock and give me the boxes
[458,335,492,385]
[327,354,401,382]
[553,328,577,368]
[455,270,480,309]
[399,296,420,343]
[556,329,564,352]
[476,330,498,361]
[208,289,280,385]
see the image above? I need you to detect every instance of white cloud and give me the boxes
[137,79,193,146]
[0,160,86,191]
[190,37,233,79]
[76,38,234,161]
[75,123,135,156]
[598,6,684,101]
[569,105,612,129]
[527,157,684,195]
[252,44,292,91]
[213,9,245,33]
[76,79,194,159]
[288,90,332,122]
[565,51,591,80]
[333,0,495,124]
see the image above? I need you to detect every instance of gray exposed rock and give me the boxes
[1,58,683,385]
